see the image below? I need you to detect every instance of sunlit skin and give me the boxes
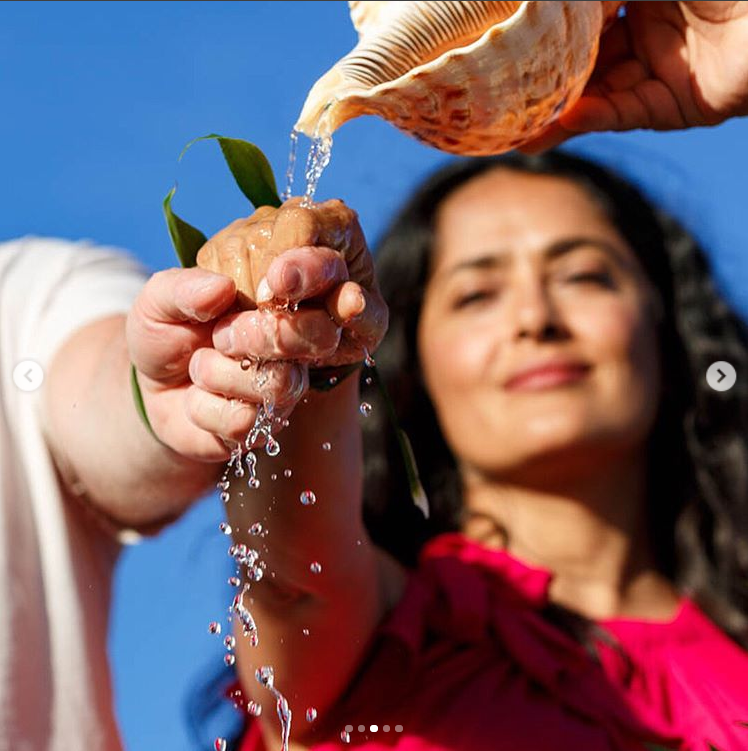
[418,169,681,620]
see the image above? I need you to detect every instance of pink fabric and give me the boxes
[237,533,748,751]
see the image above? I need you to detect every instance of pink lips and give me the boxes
[503,359,591,391]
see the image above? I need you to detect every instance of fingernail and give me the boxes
[256,277,272,304]
[281,265,301,295]
[213,324,234,352]
[188,350,201,383]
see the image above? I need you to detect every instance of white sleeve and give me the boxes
[0,235,150,370]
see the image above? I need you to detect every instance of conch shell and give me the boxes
[196,197,369,310]
[296,1,621,155]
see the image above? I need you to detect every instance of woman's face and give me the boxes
[418,169,663,482]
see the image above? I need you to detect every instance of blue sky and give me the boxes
[2,2,747,749]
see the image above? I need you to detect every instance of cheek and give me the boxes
[418,314,494,404]
[572,297,661,418]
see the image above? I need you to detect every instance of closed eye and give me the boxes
[454,290,495,308]
[566,271,615,288]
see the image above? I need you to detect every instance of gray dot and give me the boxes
[383,725,390,732]
[357,725,365,732]
[395,724,403,732]
[344,725,353,733]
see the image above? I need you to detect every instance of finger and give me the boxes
[188,348,307,408]
[560,79,688,133]
[591,17,634,80]
[325,282,388,349]
[136,383,234,463]
[142,267,236,324]
[212,308,341,361]
[517,122,575,154]
[257,246,348,304]
[127,268,236,383]
[184,385,260,445]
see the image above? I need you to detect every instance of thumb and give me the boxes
[127,268,236,384]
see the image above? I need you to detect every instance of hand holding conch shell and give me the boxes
[520,1,748,152]
[296,1,623,155]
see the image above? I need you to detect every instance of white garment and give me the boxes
[0,237,148,751]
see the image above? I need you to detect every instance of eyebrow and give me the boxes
[442,236,629,277]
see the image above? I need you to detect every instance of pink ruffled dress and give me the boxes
[236,532,748,751]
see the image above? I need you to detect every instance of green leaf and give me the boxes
[130,364,165,445]
[369,364,430,520]
[163,185,208,268]
[181,133,281,209]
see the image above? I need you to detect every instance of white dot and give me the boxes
[370,725,378,732]
[395,724,403,732]
[344,725,353,733]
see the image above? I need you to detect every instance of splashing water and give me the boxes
[255,666,293,751]
[299,489,316,506]
[247,701,262,717]
[282,129,300,202]
[301,134,333,207]
[340,730,351,744]
[232,584,260,647]
[208,621,222,635]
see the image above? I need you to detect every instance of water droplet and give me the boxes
[270,473,278,481]
[228,576,241,588]
[328,376,338,387]
[265,437,280,457]
[249,522,263,536]
[356,539,362,546]
[256,665,274,688]
[364,351,376,368]
[309,561,322,574]
[217,479,230,491]
[224,653,236,666]
[340,731,351,743]
[282,418,290,428]
[359,401,372,417]
[306,707,318,722]
[283,468,292,478]
[302,628,310,636]
[208,621,222,635]
[365,376,372,386]
[247,701,262,717]
[240,358,252,371]
[250,566,264,582]
[224,635,236,650]
[220,491,230,504]
[219,522,232,535]
[321,441,331,451]
[214,738,227,751]
[248,477,261,490]
[299,489,316,506]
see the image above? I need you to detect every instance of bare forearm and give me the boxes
[225,374,377,594]
[44,315,222,529]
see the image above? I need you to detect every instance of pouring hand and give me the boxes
[520,1,748,152]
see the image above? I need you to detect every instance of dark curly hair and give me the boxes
[361,150,748,649]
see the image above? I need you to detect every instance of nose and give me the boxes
[510,275,567,342]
